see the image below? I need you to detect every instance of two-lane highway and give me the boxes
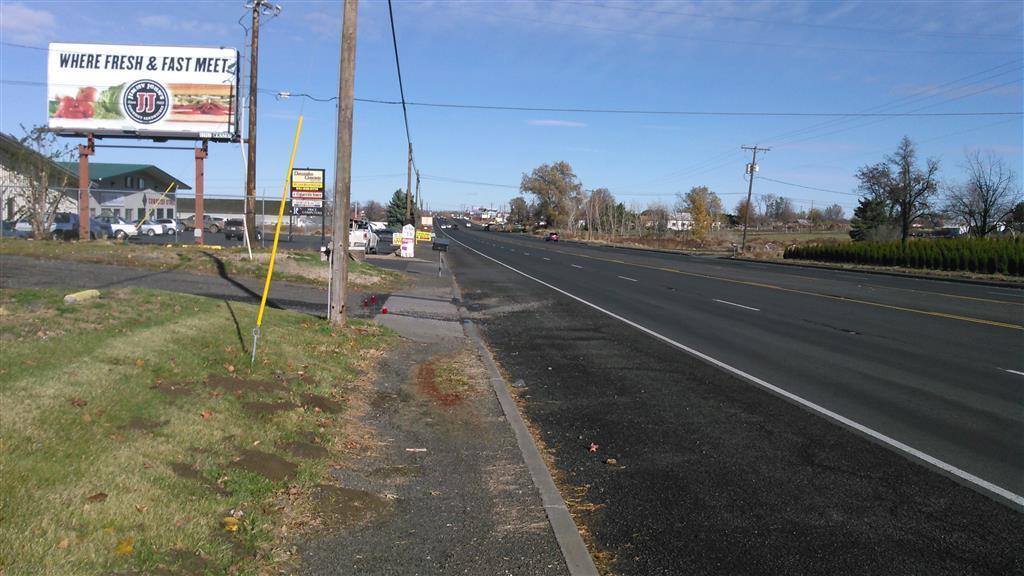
[441,224,1023,505]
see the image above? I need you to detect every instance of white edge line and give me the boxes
[543,257,551,261]
[443,231,1024,509]
[1004,369,1024,377]
[714,298,761,312]
[571,264,583,269]
[617,275,638,282]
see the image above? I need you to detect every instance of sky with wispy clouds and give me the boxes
[1,0,1021,214]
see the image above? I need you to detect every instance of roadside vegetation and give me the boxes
[0,238,401,289]
[785,236,1024,276]
[0,287,391,575]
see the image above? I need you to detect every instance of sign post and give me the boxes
[290,167,325,243]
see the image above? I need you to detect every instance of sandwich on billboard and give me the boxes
[47,43,240,141]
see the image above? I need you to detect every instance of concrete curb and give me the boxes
[444,271,599,576]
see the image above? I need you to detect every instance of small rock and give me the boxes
[511,379,526,388]
[605,458,618,466]
[63,289,100,305]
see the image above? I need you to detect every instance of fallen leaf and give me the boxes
[85,492,108,504]
[200,410,212,420]
[135,504,148,513]
[70,398,87,407]
[134,359,145,367]
[115,536,134,555]
[222,517,239,532]
[224,363,235,373]
[142,462,153,469]
[56,538,69,549]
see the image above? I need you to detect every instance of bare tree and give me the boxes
[363,200,386,221]
[944,151,1020,237]
[3,126,76,238]
[856,136,939,244]
[822,203,845,223]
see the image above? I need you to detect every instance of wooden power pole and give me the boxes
[740,145,769,253]
[405,143,413,225]
[329,0,358,325]
[244,0,280,246]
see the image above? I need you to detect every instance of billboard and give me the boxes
[47,43,239,141]
[290,168,325,217]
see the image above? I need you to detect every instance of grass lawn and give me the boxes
[0,287,391,575]
[0,239,401,290]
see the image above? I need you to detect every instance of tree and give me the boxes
[508,196,529,225]
[386,189,415,226]
[520,161,581,229]
[363,200,386,222]
[944,151,1020,237]
[6,125,76,238]
[856,136,939,243]
[807,207,825,227]
[734,198,754,229]
[676,185,722,240]
[822,203,845,223]
[849,196,893,241]
[1006,201,1024,234]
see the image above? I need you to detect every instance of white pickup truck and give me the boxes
[349,219,379,254]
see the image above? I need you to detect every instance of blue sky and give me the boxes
[1,0,1021,217]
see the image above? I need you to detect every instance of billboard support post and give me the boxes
[77,135,94,240]
[194,141,207,245]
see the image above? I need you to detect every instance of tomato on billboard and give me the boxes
[47,43,240,141]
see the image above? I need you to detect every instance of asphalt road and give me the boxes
[440,224,1023,574]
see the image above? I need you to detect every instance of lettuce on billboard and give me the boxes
[47,43,239,141]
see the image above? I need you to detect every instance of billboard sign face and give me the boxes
[47,43,239,141]
[291,168,324,216]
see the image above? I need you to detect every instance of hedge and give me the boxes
[783,236,1024,276]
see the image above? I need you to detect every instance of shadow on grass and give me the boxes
[223,300,248,353]
[199,251,283,311]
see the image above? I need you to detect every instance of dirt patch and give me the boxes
[169,462,230,496]
[241,400,299,416]
[283,441,329,459]
[150,381,194,400]
[206,375,286,396]
[415,362,463,407]
[121,418,168,432]
[230,449,297,482]
[300,392,344,414]
[311,484,390,528]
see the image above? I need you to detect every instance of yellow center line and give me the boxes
[554,248,1023,331]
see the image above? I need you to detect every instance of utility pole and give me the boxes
[740,145,769,253]
[405,143,413,225]
[415,170,421,213]
[329,0,358,325]
[244,0,280,246]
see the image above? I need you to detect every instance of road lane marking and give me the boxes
[524,252,531,256]
[1005,369,1024,377]
[543,257,551,261]
[559,250,1022,331]
[571,264,583,269]
[714,299,760,312]
[443,232,1024,509]
[618,276,638,282]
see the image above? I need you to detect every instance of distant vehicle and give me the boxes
[137,219,168,236]
[349,219,379,253]
[545,231,559,242]
[1,220,30,238]
[465,222,471,228]
[156,218,184,234]
[95,215,139,240]
[50,212,112,240]
[182,214,225,233]
[223,218,262,241]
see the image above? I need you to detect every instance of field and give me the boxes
[0,287,391,575]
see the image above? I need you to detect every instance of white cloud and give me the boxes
[0,3,57,44]
[528,119,586,128]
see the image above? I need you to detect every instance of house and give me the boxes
[58,163,192,222]
[667,212,694,231]
[0,132,78,221]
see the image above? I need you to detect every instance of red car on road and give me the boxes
[545,231,559,242]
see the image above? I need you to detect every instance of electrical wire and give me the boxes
[386,0,413,151]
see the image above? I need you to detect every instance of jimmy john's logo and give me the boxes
[123,80,169,124]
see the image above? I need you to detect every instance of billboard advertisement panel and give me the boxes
[47,43,239,141]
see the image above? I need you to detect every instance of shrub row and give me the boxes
[783,236,1024,276]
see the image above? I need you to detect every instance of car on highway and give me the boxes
[95,215,139,240]
[545,231,559,242]
[223,218,262,241]
[182,214,225,234]
[50,212,113,240]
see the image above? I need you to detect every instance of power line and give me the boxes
[386,0,412,150]
[756,176,859,197]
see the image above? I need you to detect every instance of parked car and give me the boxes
[137,219,169,236]
[545,231,559,242]
[1,220,31,238]
[95,215,139,240]
[155,218,182,235]
[223,218,262,241]
[348,219,379,253]
[50,212,112,240]
[182,214,225,233]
